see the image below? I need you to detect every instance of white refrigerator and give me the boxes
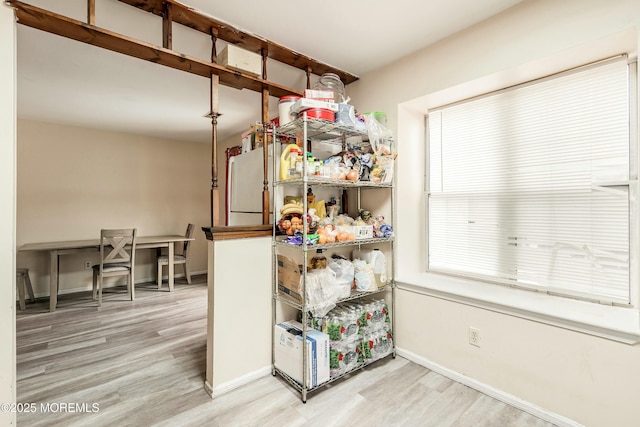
[226,148,274,226]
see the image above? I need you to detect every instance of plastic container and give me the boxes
[278,96,300,126]
[310,249,327,270]
[365,111,387,126]
[313,73,346,103]
[301,108,335,122]
[279,143,300,180]
[371,249,387,287]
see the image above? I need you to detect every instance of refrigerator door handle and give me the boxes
[225,156,237,226]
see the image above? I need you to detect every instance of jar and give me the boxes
[310,249,327,270]
[278,96,300,126]
[313,73,346,103]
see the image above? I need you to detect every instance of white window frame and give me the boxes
[424,56,638,308]
[393,55,640,344]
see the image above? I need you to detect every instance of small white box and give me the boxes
[274,321,330,387]
[217,44,262,76]
[354,225,374,240]
[290,98,340,114]
[304,89,334,101]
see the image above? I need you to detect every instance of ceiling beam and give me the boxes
[8,0,304,99]
[117,0,359,85]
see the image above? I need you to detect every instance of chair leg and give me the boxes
[130,272,135,301]
[98,274,103,307]
[16,274,26,311]
[24,272,35,302]
[184,262,192,285]
[92,269,98,300]
[157,262,163,289]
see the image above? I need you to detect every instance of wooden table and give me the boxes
[18,235,194,312]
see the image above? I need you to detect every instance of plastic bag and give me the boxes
[304,268,336,317]
[352,259,377,292]
[370,150,396,184]
[364,114,394,154]
[328,258,354,299]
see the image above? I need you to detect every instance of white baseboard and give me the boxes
[205,366,272,398]
[396,348,583,427]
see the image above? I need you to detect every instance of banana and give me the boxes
[280,202,303,213]
[281,206,304,216]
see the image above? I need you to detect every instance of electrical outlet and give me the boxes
[84,261,92,270]
[469,327,481,347]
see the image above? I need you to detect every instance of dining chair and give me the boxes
[157,223,194,288]
[16,268,35,311]
[92,228,137,306]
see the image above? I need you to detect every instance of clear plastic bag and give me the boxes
[364,114,394,154]
[305,268,337,317]
[328,258,354,299]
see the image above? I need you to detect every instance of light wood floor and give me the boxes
[16,277,557,427]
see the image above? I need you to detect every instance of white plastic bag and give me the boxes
[328,258,354,299]
[305,268,337,317]
[352,259,377,292]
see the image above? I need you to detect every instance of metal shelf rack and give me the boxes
[271,113,396,403]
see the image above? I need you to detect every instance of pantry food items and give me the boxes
[309,299,393,377]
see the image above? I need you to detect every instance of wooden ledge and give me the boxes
[201,225,272,241]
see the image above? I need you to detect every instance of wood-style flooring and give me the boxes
[16,277,557,427]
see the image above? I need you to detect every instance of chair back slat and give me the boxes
[182,223,195,257]
[100,228,137,266]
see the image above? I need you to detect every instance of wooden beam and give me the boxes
[162,2,172,50]
[8,1,304,99]
[117,0,359,85]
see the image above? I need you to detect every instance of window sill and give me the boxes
[397,272,640,344]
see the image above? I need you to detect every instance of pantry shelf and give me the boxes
[277,117,368,141]
[275,177,393,189]
[271,114,396,403]
[274,283,395,312]
[273,352,394,395]
[274,236,394,250]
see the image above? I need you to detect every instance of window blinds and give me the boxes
[427,58,632,303]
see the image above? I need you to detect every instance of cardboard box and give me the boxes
[217,44,262,76]
[274,321,330,387]
[277,254,303,303]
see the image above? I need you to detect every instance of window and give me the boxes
[426,57,637,305]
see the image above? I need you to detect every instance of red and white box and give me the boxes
[304,89,334,102]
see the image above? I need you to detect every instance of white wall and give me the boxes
[0,4,16,425]
[16,120,211,296]
[205,236,272,395]
[348,1,640,426]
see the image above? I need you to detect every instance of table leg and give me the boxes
[168,243,174,292]
[49,249,58,312]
